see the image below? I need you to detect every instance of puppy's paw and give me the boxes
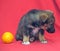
[22,41,30,45]
[30,37,35,42]
[40,40,48,44]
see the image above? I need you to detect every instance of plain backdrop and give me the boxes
[0,0,60,51]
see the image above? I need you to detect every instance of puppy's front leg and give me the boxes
[39,29,47,43]
[22,35,30,45]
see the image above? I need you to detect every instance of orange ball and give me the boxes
[2,32,14,44]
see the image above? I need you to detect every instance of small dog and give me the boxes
[15,9,55,45]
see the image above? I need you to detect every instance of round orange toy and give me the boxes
[2,32,14,44]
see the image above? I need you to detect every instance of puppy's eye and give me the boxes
[48,16,55,24]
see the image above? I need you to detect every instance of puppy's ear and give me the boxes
[39,13,48,22]
[45,10,54,14]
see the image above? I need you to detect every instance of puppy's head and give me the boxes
[45,10,55,33]
[39,10,55,33]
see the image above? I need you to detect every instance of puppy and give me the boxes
[15,9,55,45]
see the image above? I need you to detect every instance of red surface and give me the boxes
[0,0,60,51]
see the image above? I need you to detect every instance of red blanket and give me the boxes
[0,0,60,51]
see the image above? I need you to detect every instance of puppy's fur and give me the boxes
[15,9,55,44]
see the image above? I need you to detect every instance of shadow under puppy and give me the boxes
[15,9,55,45]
